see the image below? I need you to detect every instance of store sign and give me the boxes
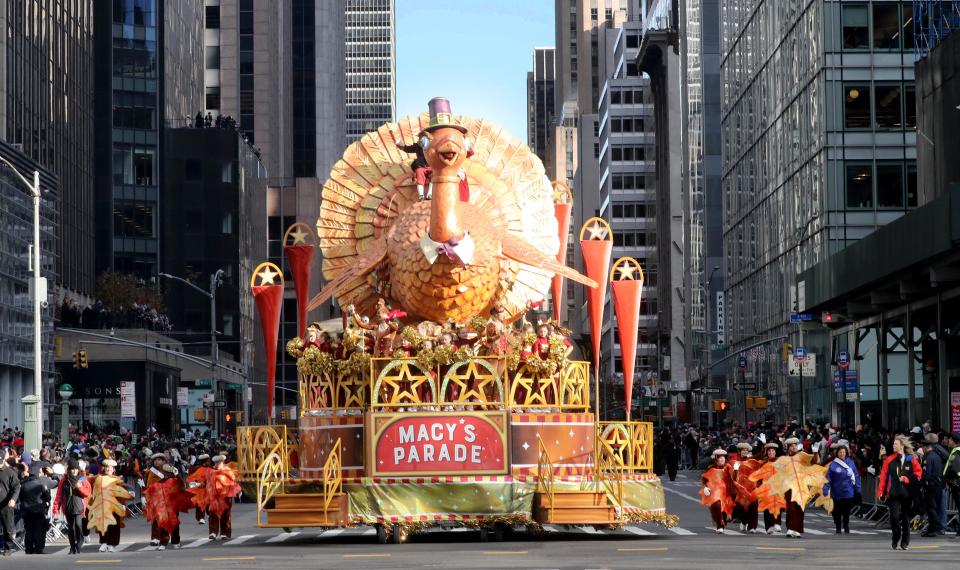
[715,292,725,345]
[177,387,189,408]
[367,411,508,476]
[951,392,960,433]
[120,381,136,419]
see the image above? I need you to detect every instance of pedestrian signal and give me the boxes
[712,399,729,412]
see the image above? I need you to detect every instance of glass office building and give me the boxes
[720,0,917,422]
[344,0,395,143]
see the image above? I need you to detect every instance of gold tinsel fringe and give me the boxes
[617,509,680,528]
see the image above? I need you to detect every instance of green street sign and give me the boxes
[195,378,212,387]
[224,382,242,390]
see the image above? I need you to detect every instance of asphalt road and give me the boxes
[15,471,960,569]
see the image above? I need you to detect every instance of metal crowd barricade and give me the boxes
[856,473,960,532]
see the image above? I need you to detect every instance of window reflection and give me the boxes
[844,85,871,129]
[873,4,902,49]
[846,163,873,209]
[874,85,902,128]
[842,4,869,49]
[876,163,904,208]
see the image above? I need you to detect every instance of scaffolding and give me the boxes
[914,0,960,59]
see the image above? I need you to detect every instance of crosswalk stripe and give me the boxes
[804,529,829,535]
[704,527,742,535]
[358,528,377,536]
[225,535,256,545]
[542,524,560,533]
[183,538,211,548]
[579,526,603,534]
[267,532,300,543]
[321,529,345,538]
[112,543,132,552]
[54,547,71,556]
[139,544,158,551]
[847,529,876,535]
[668,527,696,535]
[623,526,655,536]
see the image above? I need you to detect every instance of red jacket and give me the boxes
[877,453,922,499]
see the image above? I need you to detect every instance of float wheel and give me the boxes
[376,524,387,544]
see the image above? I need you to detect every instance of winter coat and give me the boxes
[922,444,948,489]
[54,475,92,517]
[19,474,55,515]
[823,457,861,500]
[877,453,922,501]
[0,466,20,507]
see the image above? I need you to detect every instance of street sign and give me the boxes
[789,313,815,324]
[176,387,189,408]
[737,356,748,371]
[224,382,243,390]
[794,347,807,360]
[788,353,816,377]
[120,381,136,419]
[833,369,858,393]
[702,388,721,394]
[837,350,850,370]
[195,378,212,387]
[734,382,757,390]
[211,400,227,408]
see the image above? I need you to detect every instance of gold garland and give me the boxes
[616,509,680,528]
[336,350,370,375]
[468,315,487,334]
[297,346,334,375]
[285,337,304,359]
[400,326,422,347]
[415,348,437,371]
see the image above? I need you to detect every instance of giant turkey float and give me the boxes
[238,98,671,543]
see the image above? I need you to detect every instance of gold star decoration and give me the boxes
[289,227,309,245]
[442,360,502,406]
[377,361,432,406]
[257,266,279,285]
[616,263,637,280]
[585,220,608,240]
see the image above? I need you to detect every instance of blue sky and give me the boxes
[395,0,555,144]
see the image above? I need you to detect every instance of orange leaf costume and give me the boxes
[86,475,133,534]
[748,452,826,517]
[144,478,194,535]
[188,464,241,518]
[700,465,735,518]
[729,459,762,509]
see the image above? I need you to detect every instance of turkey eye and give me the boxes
[419,135,429,149]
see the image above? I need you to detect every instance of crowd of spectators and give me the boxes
[57,298,173,334]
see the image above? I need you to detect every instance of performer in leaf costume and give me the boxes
[700,449,735,534]
[144,464,192,549]
[756,442,785,534]
[728,442,761,534]
[188,455,241,539]
[748,437,827,538]
[86,459,133,552]
[144,453,183,550]
[188,453,212,525]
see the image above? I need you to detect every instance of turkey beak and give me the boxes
[436,139,462,166]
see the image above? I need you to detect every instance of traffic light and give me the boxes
[746,396,755,410]
[782,342,793,361]
[753,396,768,410]
[72,351,80,369]
[821,311,834,324]
[712,399,729,412]
[225,412,232,423]
[78,349,89,369]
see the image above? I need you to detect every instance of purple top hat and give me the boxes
[424,97,467,133]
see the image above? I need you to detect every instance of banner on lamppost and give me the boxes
[283,222,315,338]
[578,217,613,371]
[120,381,136,419]
[610,257,644,422]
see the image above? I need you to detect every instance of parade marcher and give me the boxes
[782,437,806,538]
[878,434,922,550]
[190,453,211,525]
[823,439,861,534]
[54,458,92,554]
[144,452,171,549]
[920,433,948,537]
[700,449,734,534]
[943,432,960,538]
[760,442,783,534]
[729,442,760,533]
[19,465,55,553]
[87,459,133,553]
[206,455,241,540]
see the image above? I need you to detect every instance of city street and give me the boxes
[16,472,959,569]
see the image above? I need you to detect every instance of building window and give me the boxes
[205,47,220,70]
[876,163,905,208]
[904,86,916,129]
[842,4,869,50]
[907,164,918,207]
[873,3,902,49]
[874,84,902,128]
[902,5,915,51]
[185,159,202,182]
[844,85,871,129]
[205,86,221,110]
[846,163,873,209]
[205,5,220,29]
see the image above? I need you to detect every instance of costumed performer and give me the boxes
[700,449,734,534]
[729,442,760,533]
[86,458,133,552]
[823,439,861,534]
[207,455,242,540]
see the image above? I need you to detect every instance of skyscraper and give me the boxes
[93,0,205,281]
[344,0,396,144]
[720,0,918,420]
[527,47,556,174]
[1,0,95,296]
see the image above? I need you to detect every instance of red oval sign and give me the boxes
[371,413,507,475]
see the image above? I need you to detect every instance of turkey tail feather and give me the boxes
[306,239,389,312]
[499,233,598,289]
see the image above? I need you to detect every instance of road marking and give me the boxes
[668,527,696,535]
[358,528,377,536]
[908,545,941,550]
[343,554,392,558]
[617,547,668,552]
[847,529,876,535]
[662,486,701,504]
[756,547,805,551]
[704,527,742,535]
[623,526,655,536]
[542,524,560,533]
[322,528,345,537]
[804,529,829,535]
[579,526,603,534]
[225,535,256,545]
[111,543,132,552]
[54,547,72,555]
[203,556,257,561]
[76,561,122,565]
[184,537,211,548]
[138,545,159,551]
[266,531,300,543]
[483,551,529,555]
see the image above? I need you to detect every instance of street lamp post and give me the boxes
[58,384,74,442]
[792,213,820,424]
[159,270,224,431]
[0,155,43,450]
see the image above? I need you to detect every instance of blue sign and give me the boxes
[789,313,801,324]
[737,356,748,371]
[794,347,807,360]
[789,313,815,324]
[837,350,850,369]
[833,369,858,393]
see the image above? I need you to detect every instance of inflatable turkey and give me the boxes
[308,98,597,324]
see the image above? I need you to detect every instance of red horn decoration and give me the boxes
[610,258,645,422]
[579,218,613,373]
[283,223,316,338]
[551,182,573,323]
[251,262,285,420]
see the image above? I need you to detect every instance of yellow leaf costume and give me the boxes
[86,475,134,534]
[748,452,826,517]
